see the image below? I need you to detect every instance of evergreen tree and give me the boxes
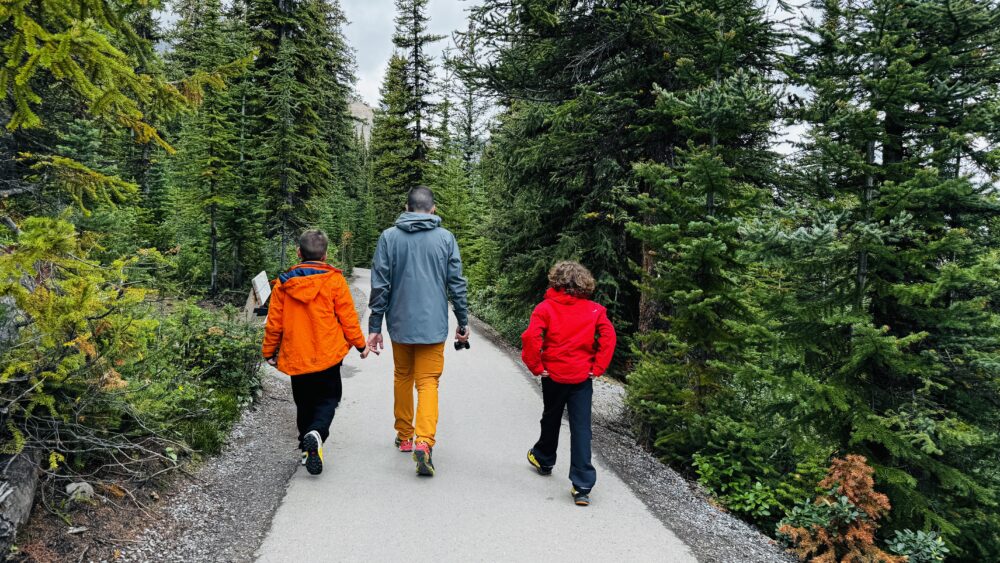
[369,55,422,230]
[428,96,472,244]
[769,0,1000,556]
[247,0,355,270]
[221,0,267,289]
[465,0,774,337]
[166,0,239,294]
[392,0,444,165]
[444,30,489,174]
[628,66,778,463]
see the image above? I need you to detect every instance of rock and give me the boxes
[67,526,88,535]
[150,491,160,502]
[66,482,95,502]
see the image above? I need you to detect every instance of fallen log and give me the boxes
[0,451,40,562]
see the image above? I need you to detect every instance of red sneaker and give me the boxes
[395,436,413,452]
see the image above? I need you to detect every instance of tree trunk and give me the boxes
[209,203,218,295]
[856,140,875,311]
[0,452,41,559]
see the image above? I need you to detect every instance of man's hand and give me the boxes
[367,333,384,355]
[456,326,470,342]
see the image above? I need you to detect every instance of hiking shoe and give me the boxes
[413,442,435,477]
[303,430,324,475]
[527,450,552,476]
[572,488,591,506]
[395,436,414,453]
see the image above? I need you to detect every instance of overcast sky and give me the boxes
[344,0,475,106]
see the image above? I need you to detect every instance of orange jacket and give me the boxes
[262,262,366,376]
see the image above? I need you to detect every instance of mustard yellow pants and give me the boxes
[392,342,445,447]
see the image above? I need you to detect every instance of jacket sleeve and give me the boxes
[262,282,285,359]
[591,307,617,376]
[447,234,469,328]
[333,275,367,351]
[520,304,548,376]
[368,232,391,334]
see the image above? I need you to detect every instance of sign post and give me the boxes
[243,271,272,323]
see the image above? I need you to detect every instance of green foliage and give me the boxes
[0,219,260,479]
[888,530,949,563]
[0,0,186,148]
[127,302,262,454]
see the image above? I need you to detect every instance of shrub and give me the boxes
[1,219,260,484]
[777,455,904,563]
[888,530,949,563]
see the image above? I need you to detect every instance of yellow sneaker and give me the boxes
[527,450,553,476]
[303,430,324,475]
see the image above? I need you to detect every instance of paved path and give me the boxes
[256,269,696,562]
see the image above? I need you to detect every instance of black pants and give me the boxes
[290,363,343,448]
[531,377,596,492]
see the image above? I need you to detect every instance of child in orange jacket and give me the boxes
[262,229,369,475]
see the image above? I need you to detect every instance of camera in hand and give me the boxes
[454,327,470,351]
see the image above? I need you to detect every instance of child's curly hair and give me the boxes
[548,261,596,298]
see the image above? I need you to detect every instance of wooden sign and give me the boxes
[243,271,271,323]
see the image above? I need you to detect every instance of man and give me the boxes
[263,229,368,475]
[367,186,469,477]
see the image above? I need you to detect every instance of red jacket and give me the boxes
[521,288,617,384]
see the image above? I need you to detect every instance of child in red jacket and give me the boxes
[521,261,617,506]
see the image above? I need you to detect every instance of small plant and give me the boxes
[888,529,948,563]
[777,454,905,563]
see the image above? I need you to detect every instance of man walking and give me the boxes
[367,186,469,477]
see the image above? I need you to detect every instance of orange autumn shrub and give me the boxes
[777,455,905,563]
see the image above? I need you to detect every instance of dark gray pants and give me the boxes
[531,377,596,492]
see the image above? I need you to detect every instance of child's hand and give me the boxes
[360,346,378,359]
[266,357,277,367]
[541,370,549,378]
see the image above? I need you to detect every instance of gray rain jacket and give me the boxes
[368,213,469,344]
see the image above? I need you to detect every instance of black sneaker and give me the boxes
[413,442,435,476]
[302,430,324,475]
[526,450,553,476]
[572,488,591,506]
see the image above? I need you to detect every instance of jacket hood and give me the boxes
[395,212,442,233]
[545,288,581,306]
[280,262,341,303]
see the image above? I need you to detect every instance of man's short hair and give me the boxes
[407,186,435,213]
[299,229,329,261]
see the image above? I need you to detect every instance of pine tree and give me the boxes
[444,29,489,174]
[465,0,776,336]
[220,0,267,289]
[247,0,355,270]
[165,0,239,294]
[428,97,472,244]
[392,0,444,166]
[369,55,422,231]
[772,0,1000,556]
